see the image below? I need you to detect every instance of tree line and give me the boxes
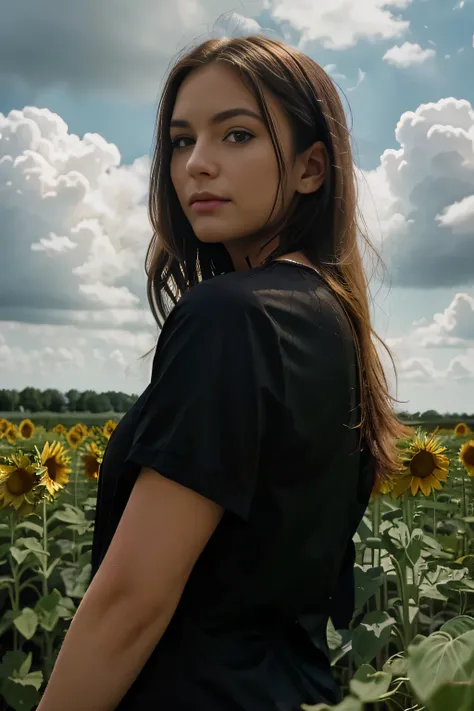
[0,388,139,414]
[0,389,472,420]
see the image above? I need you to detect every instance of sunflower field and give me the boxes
[0,418,474,711]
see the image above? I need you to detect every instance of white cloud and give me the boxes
[0,107,152,323]
[0,2,265,101]
[0,321,155,393]
[398,354,474,382]
[359,98,474,288]
[391,293,474,348]
[268,0,413,50]
[383,42,436,67]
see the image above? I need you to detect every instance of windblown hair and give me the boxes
[142,34,411,489]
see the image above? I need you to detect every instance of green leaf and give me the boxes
[301,697,363,711]
[381,508,403,522]
[438,579,474,599]
[13,608,38,640]
[0,609,15,637]
[35,589,62,632]
[15,521,43,536]
[10,546,30,565]
[45,557,61,579]
[326,618,343,650]
[354,565,384,610]
[0,575,15,587]
[56,595,76,619]
[53,506,86,525]
[0,651,26,680]
[18,652,32,677]
[18,537,48,556]
[1,677,41,711]
[428,680,474,711]
[352,611,396,666]
[60,564,91,599]
[383,655,408,678]
[407,630,474,704]
[440,616,474,638]
[9,670,44,690]
[349,664,392,702]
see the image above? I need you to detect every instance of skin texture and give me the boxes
[36,64,327,711]
[169,62,326,270]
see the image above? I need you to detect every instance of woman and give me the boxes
[37,35,409,711]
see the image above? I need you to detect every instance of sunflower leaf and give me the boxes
[407,629,474,704]
[15,521,43,536]
[440,616,474,638]
[349,664,392,702]
[10,546,30,565]
[13,608,38,640]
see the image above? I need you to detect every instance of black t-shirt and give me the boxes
[89,260,375,711]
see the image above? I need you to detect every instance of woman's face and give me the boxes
[169,62,303,247]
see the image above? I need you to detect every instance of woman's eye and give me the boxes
[170,131,254,149]
[226,130,253,144]
[171,136,192,149]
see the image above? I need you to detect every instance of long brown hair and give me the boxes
[143,35,411,489]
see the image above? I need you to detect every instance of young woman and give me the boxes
[37,35,410,711]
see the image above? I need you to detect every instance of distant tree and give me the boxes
[65,389,80,411]
[0,390,18,411]
[421,410,439,420]
[88,394,112,413]
[76,390,96,412]
[42,389,67,413]
[19,387,43,412]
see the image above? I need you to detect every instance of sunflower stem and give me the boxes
[41,497,54,680]
[459,468,467,558]
[9,509,20,651]
[72,449,78,566]
[432,490,437,537]
[392,556,411,650]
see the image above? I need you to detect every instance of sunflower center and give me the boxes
[45,457,59,480]
[463,445,474,467]
[8,468,35,495]
[410,451,435,478]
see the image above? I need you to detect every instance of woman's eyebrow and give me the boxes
[170,107,264,129]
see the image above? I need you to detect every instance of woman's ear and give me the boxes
[296,141,327,194]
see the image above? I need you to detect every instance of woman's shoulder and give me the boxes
[176,270,263,321]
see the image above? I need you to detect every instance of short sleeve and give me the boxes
[125,283,270,521]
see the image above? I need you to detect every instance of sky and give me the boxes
[0,0,473,413]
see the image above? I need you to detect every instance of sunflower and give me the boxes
[0,419,11,436]
[455,423,471,436]
[18,419,35,439]
[4,425,19,444]
[392,430,450,498]
[52,423,66,435]
[0,454,44,516]
[459,441,474,477]
[103,419,117,439]
[82,442,103,481]
[38,441,72,496]
[66,427,85,449]
[73,423,89,438]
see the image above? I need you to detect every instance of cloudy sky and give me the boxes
[0,0,473,413]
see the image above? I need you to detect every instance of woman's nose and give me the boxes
[186,140,219,178]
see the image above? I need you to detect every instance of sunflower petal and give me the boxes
[391,476,412,499]
[420,476,434,497]
[411,478,420,496]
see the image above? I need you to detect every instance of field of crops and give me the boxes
[0,416,474,711]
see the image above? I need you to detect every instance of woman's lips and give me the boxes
[190,199,231,213]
